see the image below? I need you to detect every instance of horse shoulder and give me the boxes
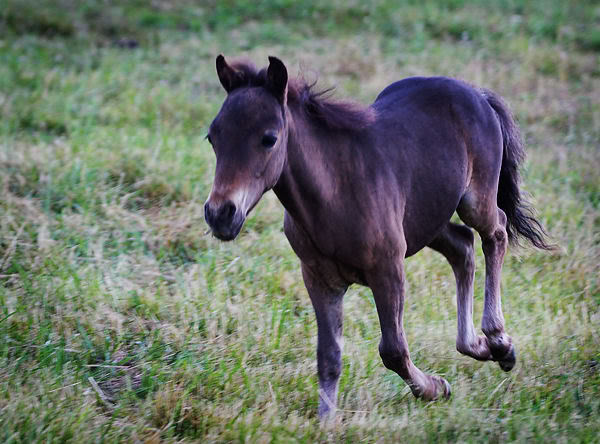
[283,212,352,288]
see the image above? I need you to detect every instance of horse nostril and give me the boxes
[220,201,237,222]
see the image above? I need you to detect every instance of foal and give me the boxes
[204,55,551,417]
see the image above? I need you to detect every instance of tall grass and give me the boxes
[0,0,598,442]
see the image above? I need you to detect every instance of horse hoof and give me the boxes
[497,345,516,372]
[430,376,451,400]
[440,378,452,400]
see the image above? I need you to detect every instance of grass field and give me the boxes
[1,0,599,442]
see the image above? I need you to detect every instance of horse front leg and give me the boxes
[301,263,347,418]
[367,257,451,401]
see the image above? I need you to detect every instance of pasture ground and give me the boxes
[1,1,599,442]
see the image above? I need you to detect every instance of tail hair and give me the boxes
[481,89,554,250]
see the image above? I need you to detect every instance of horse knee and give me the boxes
[317,346,341,381]
[448,226,475,277]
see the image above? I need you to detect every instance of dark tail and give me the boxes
[482,89,554,250]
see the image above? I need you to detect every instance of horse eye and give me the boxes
[206,134,213,145]
[261,133,277,148]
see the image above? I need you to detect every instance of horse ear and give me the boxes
[267,56,288,104]
[216,54,242,93]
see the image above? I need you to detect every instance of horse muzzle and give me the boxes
[204,200,245,241]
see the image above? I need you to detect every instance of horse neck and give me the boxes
[273,104,360,221]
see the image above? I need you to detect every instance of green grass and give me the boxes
[1,0,599,442]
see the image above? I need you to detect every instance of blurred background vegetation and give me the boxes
[2,0,600,50]
[0,0,598,442]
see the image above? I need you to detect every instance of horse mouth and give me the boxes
[210,218,244,242]
[213,230,238,241]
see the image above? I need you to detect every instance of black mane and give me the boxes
[226,60,375,131]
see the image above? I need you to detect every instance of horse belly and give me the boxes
[402,196,462,257]
[401,150,468,257]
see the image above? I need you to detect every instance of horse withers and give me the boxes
[204,55,552,417]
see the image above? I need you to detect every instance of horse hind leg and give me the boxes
[428,222,492,361]
[457,191,516,372]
